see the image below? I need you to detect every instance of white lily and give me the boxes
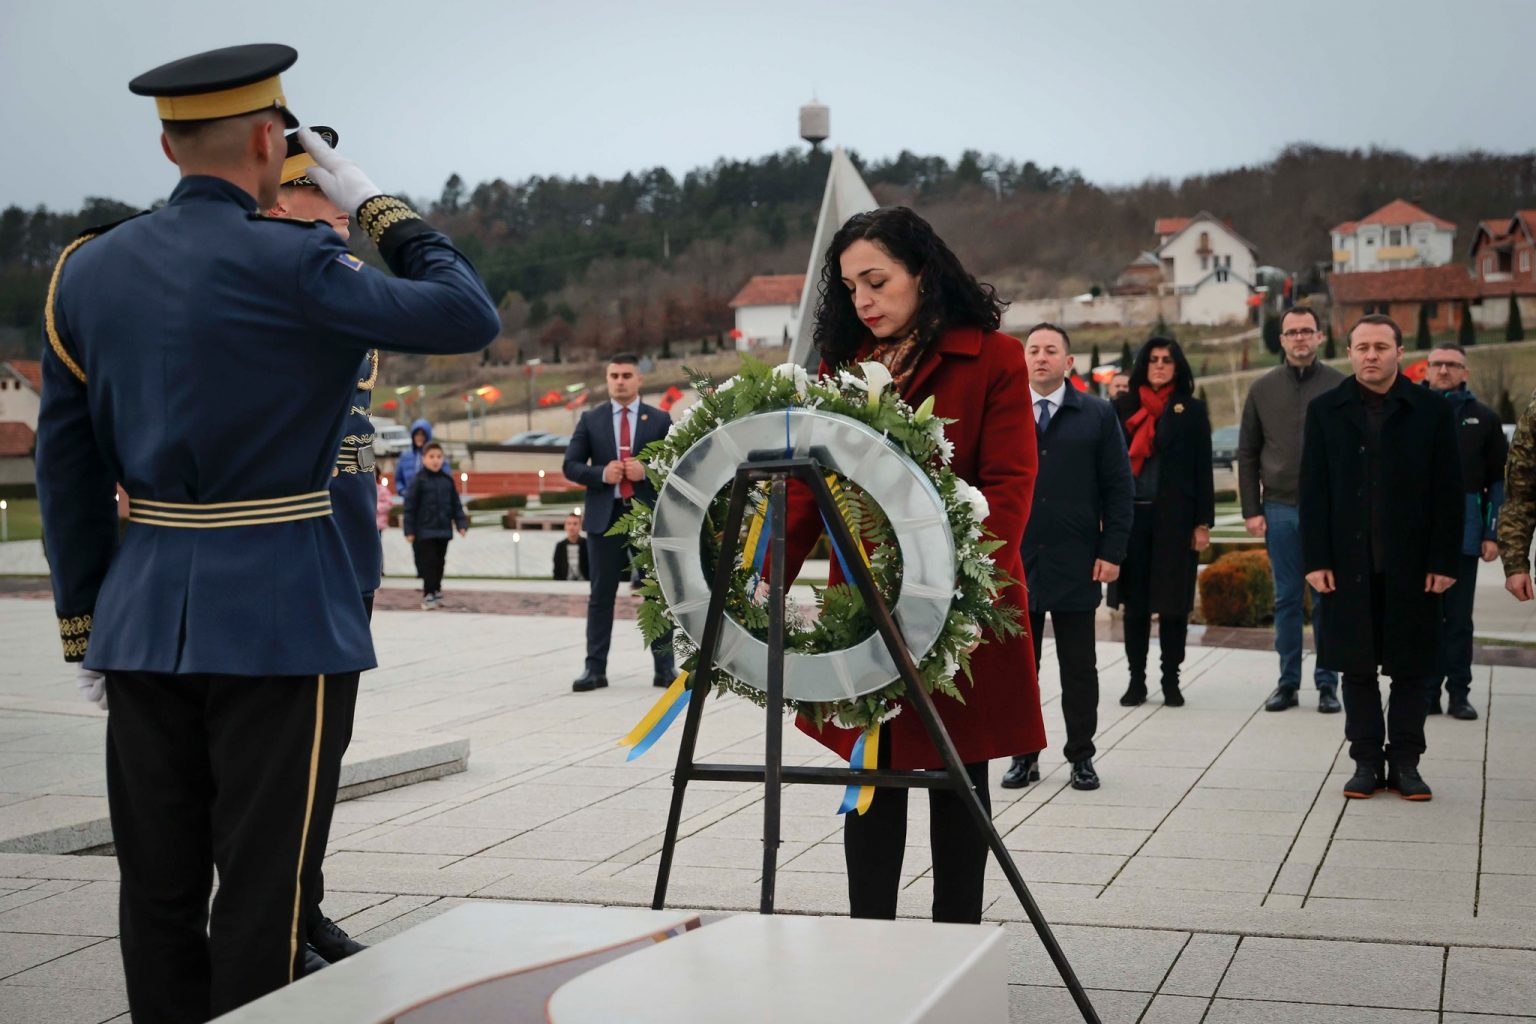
[858,361,893,407]
[771,361,810,398]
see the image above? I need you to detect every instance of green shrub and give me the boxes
[1197,549,1274,627]
[539,488,586,504]
[465,493,528,510]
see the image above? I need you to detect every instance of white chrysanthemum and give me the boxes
[837,368,866,393]
[952,478,990,526]
[934,433,955,465]
[714,376,738,394]
[877,704,903,724]
[771,361,810,397]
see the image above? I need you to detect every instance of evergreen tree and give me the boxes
[1415,304,1432,351]
[1507,294,1525,341]
[1153,314,1169,338]
[1324,322,1337,360]
[1121,339,1134,368]
[660,337,672,359]
[1197,385,1208,404]
[1498,388,1518,423]
[1458,301,1476,346]
[1262,314,1281,354]
[1090,342,1101,370]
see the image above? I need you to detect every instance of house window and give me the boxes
[1200,256,1209,271]
[1486,256,1495,274]
[1224,254,1232,269]
[1523,251,1532,273]
[1199,231,1210,250]
[1389,229,1402,246]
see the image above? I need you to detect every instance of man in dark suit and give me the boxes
[1301,315,1462,802]
[553,511,590,581]
[563,353,674,692]
[1003,324,1134,791]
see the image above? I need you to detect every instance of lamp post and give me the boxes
[0,499,7,543]
[537,469,545,498]
[511,530,522,577]
[460,471,468,496]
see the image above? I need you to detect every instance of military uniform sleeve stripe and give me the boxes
[45,234,96,385]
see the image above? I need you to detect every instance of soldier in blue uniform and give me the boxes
[35,44,498,1021]
[268,125,377,972]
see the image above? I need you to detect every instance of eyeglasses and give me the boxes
[1280,329,1317,339]
[1427,360,1467,370]
[1146,355,1175,365]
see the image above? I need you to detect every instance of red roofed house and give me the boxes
[1150,212,1259,324]
[1331,199,1456,273]
[728,274,805,351]
[1467,211,1536,329]
[1325,264,1480,337]
[0,361,41,488]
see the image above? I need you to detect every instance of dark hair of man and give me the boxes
[1126,336,1195,395]
[1348,313,1403,346]
[1280,307,1322,331]
[813,206,1008,368]
[422,441,443,455]
[1024,322,1072,351]
[609,352,640,366]
[1430,342,1466,358]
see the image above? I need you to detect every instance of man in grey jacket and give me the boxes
[1238,307,1346,713]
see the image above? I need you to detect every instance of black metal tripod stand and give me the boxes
[648,455,1100,1023]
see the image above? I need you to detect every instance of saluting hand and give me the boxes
[297,127,383,217]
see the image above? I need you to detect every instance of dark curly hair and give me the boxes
[812,207,1007,369]
[1126,336,1195,395]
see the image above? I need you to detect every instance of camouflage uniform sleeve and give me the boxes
[1498,392,1536,576]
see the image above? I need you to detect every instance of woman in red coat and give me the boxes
[780,207,1044,924]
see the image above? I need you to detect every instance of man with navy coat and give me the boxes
[563,353,675,692]
[1002,324,1133,792]
[35,44,498,1020]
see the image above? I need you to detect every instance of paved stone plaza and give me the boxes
[1,579,1534,1022]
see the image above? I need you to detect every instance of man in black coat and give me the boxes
[563,353,674,692]
[1003,325,1133,791]
[1301,315,1462,801]
[553,511,590,581]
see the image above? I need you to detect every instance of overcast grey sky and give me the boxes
[4,0,1533,211]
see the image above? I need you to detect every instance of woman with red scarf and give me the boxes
[1110,337,1214,706]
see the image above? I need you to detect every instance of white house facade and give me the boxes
[728,274,805,350]
[1153,214,1259,325]
[1331,199,1456,273]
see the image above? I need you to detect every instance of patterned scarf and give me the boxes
[867,333,925,393]
[1125,384,1172,477]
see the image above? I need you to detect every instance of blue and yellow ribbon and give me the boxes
[618,671,691,761]
[835,725,880,815]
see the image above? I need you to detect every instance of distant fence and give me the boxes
[1002,295,1180,331]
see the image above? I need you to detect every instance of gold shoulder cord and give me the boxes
[358,349,379,390]
[45,234,96,385]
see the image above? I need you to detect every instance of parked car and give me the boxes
[373,420,412,456]
[537,434,572,447]
[503,431,552,446]
[1211,426,1240,466]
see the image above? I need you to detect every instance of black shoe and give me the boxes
[1001,754,1041,789]
[1386,764,1433,801]
[1070,758,1101,791]
[1448,696,1478,720]
[1265,687,1299,712]
[1343,760,1385,799]
[653,674,673,688]
[1317,688,1341,714]
[571,673,609,693]
[309,915,367,962]
[1119,684,1147,707]
[1162,685,1185,707]
[302,944,329,976]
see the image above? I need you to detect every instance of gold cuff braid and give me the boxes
[60,613,92,661]
[357,197,421,246]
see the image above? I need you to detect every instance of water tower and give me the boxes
[799,98,829,151]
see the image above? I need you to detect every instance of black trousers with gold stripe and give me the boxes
[105,670,359,1023]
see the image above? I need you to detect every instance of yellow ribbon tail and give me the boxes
[619,671,690,749]
[853,726,879,815]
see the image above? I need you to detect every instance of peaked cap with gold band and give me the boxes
[282,126,337,186]
[129,43,299,128]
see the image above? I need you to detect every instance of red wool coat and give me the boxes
[782,327,1045,770]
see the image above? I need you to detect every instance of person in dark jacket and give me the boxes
[553,511,590,581]
[1301,315,1462,801]
[1110,337,1215,707]
[402,442,468,609]
[395,416,434,496]
[1003,324,1133,792]
[1425,344,1507,720]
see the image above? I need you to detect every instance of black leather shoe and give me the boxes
[1161,685,1185,708]
[310,915,367,962]
[1001,754,1041,789]
[571,673,609,693]
[1386,764,1433,801]
[1119,685,1147,707]
[1426,695,1443,715]
[1265,687,1299,712]
[1070,758,1100,791]
[1448,696,1478,720]
[302,944,329,975]
[1343,760,1385,799]
[1317,688,1341,714]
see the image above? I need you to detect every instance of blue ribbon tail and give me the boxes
[836,731,866,814]
[626,688,692,761]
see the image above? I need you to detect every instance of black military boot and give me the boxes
[1120,672,1147,707]
[310,915,368,963]
[1343,759,1385,799]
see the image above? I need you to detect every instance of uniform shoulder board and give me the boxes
[78,210,150,239]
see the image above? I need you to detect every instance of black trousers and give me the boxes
[844,731,992,924]
[1029,609,1099,762]
[1119,503,1189,687]
[106,670,359,1022]
[585,508,673,677]
[306,594,369,937]
[1436,552,1480,700]
[1343,573,1430,767]
[413,537,449,595]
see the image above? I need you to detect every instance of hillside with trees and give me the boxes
[5,144,1536,382]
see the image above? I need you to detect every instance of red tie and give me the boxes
[618,406,634,499]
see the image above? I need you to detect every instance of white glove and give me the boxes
[297,127,383,216]
[76,666,107,711]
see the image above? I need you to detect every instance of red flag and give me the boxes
[1091,365,1117,384]
[1068,373,1090,392]
[477,385,502,403]
[379,399,398,411]
[728,328,743,339]
[565,389,590,410]
[537,389,563,407]
[658,385,684,412]
[1246,294,1263,307]
[1404,358,1429,383]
